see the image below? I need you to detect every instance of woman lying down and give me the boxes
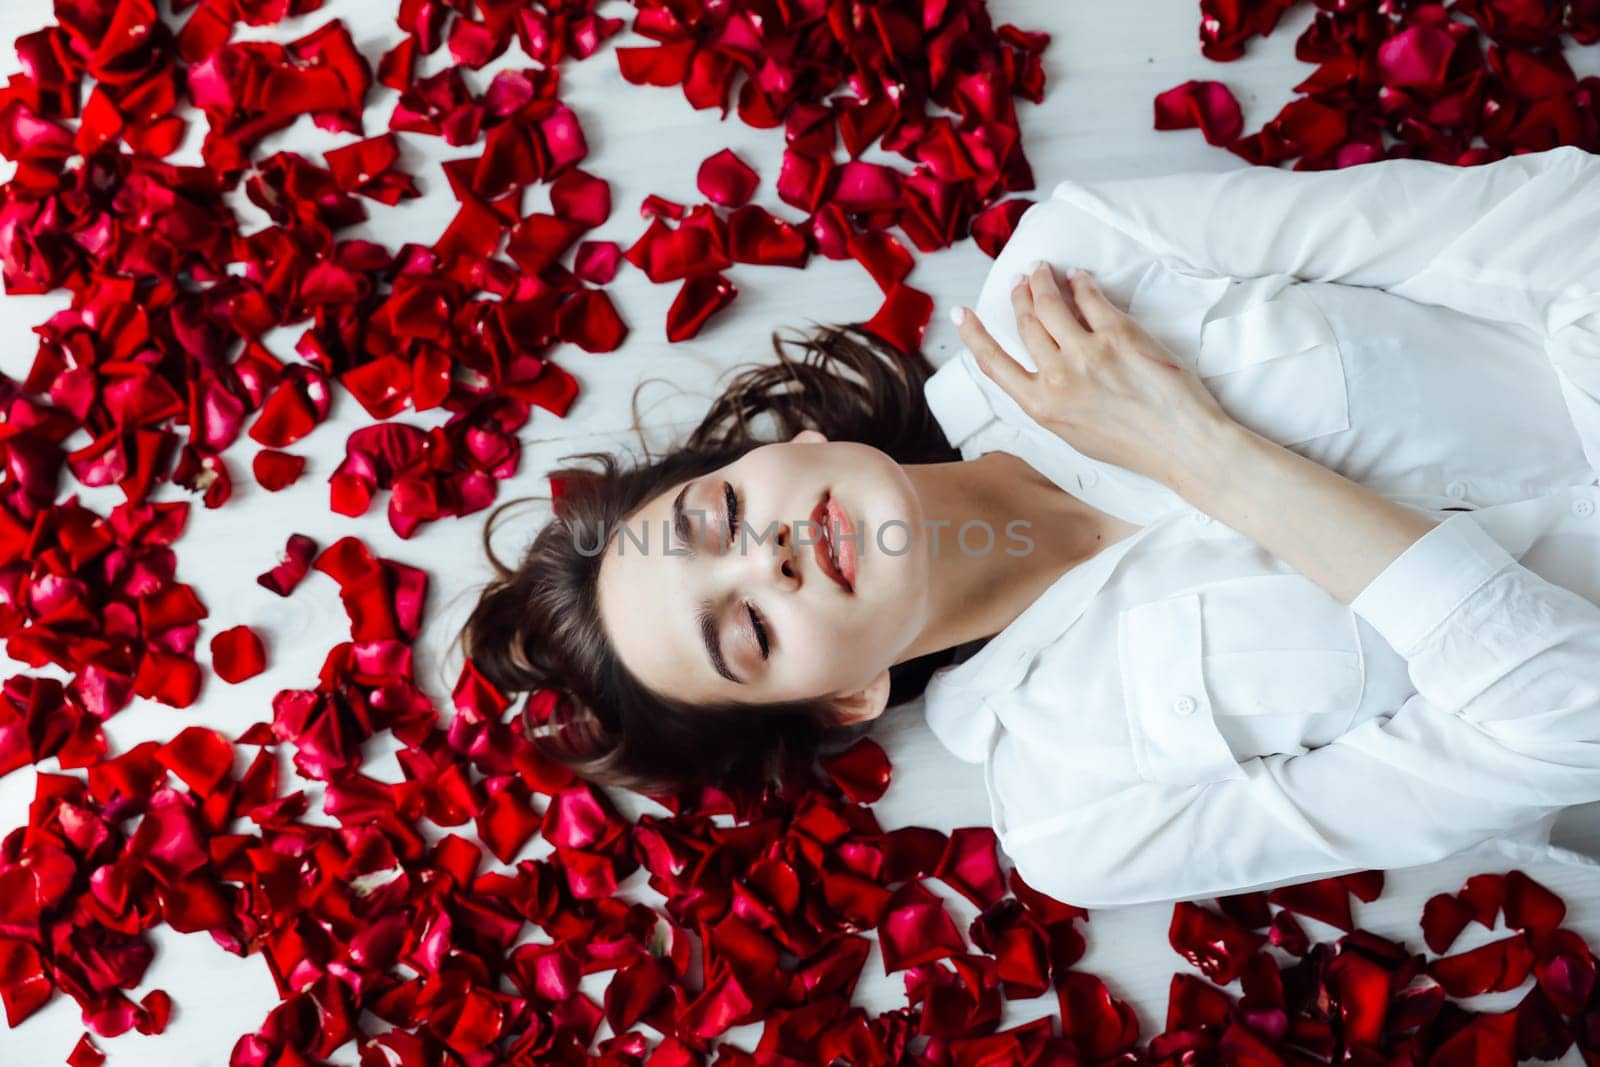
[458,143,1600,910]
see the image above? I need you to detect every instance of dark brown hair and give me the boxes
[453,322,962,799]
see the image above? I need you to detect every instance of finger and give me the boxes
[1009,269,1062,370]
[951,305,1036,403]
[1024,260,1091,345]
[1067,268,1123,334]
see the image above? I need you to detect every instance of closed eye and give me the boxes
[747,603,769,659]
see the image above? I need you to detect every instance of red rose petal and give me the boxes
[696,148,759,207]
[1168,901,1267,985]
[1503,869,1566,938]
[156,726,235,794]
[257,534,318,596]
[1429,934,1539,997]
[1267,875,1355,932]
[863,283,934,355]
[550,168,611,228]
[878,883,966,973]
[665,273,738,342]
[818,737,891,804]
[556,289,628,353]
[1056,969,1141,1062]
[726,205,808,269]
[969,198,1035,259]
[250,450,306,491]
[1533,930,1597,1016]
[210,625,267,683]
[1153,79,1245,145]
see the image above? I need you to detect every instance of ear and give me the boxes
[827,668,892,726]
[791,428,828,445]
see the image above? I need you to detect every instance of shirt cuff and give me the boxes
[1348,513,1516,657]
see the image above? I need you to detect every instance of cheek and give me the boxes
[774,603,858,674]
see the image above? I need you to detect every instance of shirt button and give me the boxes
[1077,470,1099,489]
[1172,695,1198,716]
[1445,480,1469,500]
[1573,498,1595,518]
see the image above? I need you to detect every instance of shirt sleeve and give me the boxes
[1047,144,1600,336]
[1039,146,1600,479]
[998,514,1600,910]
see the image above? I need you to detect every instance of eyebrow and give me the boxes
[670,480,744,685]
[670,481,699,559]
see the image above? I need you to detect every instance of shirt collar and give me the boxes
[922,520,1165,763]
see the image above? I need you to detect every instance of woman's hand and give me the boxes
[951,261,1238,489]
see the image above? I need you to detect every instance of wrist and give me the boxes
[1162,415,1256,505]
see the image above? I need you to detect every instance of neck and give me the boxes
[894,452,1120,664]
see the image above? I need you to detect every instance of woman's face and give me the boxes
[595,430,929,716]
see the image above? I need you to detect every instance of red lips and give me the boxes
[809,491,854,593]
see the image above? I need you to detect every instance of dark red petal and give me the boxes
[933,827,1007,910]
[251,449,306,491]
[1168,901,1267,985]
[573,240,622,285]
[665,273,737,342]
[1427,895,1472,953]
[1266,876,1355,932]
[1153,80,1244,145]
[1459,873,1507,929]
[726,205,808,268]
[818,737,891,804]
[1533,930,1596,1016]
[550,168,611,228]
[156,726,235,794]
[863,283,933,356]
[969,198,1035,259]
[1377,25,1461,90]
[1326,949,1391,1047]
[257,534,318,596]
[696,148,759,207]
[556,290,628,354]
[1405,999,1485,1067]
[210,625,267,683]
[1429,934,1539,997]
[878,882,966,973]
[847,229,913,294]
[1055,969,1142,1062]
[1503,869,1565,938]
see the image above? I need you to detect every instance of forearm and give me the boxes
[1168,419,1441,606]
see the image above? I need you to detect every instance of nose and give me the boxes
[730,518,799,591]
[770,521,800,588]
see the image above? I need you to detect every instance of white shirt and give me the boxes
[921,144,1600,909]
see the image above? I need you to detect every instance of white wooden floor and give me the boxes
[2,0,1599,1062]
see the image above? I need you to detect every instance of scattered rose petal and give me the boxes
[696,148,759,207]
[210,625,267,683]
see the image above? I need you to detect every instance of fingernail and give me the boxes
[1007,272,1025,290]
[949,306,967,326]
[1025,258,1044,274]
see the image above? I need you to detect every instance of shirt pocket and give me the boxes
[1200,285,1353,447]
[1130,269,1352,448]
[1118,592,1246,786]
[1117,574,1369,786]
